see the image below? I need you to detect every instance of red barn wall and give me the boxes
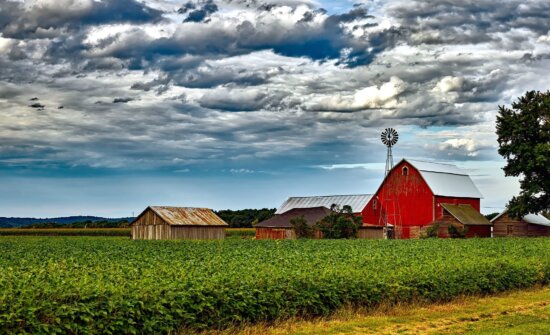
[255,228,294,239]
[363,161,434,227]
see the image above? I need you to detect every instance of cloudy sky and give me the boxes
[1,0,549,217]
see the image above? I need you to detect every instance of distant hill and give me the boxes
[0,216,135,228]
[0,208,276,228]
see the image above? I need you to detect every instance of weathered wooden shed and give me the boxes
[491,210,550,237]
[131,206,228,240]
[429,203,492,238]
[255,207,332,239]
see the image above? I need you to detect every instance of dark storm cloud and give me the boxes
[81,4,390,69]
[389,0,550,45]
[198,88,290,111]
[170,65,270,88]
[182,0,219,23]
[112,97,134,103]
[29,102,45,109]
[131,76,171,93]
[0,0,163,39]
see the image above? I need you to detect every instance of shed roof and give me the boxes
[256,207,333,228]
[440,203,491,225]
[275,194,372,214]
[491,210,550,227]
[132,206,228,226]
[405,159,484,199]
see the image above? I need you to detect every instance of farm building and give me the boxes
[491,210,550,237]
[255,206,332,239]
[276,194,372,215]
[131,206,228,240]
[255,206,384,239]
[362,159,485,239]
[430,203,491,238]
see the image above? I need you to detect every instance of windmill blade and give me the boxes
[381,128,399,147]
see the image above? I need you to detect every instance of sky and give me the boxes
[0,0,549,217]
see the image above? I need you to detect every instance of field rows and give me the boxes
[0,237,549,334]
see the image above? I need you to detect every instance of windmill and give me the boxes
[381,128,398,176]
[380,128,401,238]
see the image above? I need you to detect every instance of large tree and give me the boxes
[316,204,362,239]
[496,90,550,217]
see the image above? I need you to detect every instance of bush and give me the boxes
[316,204,362,239]
[290,215,315,239]
[426,224,439,238]
[448,224,467,238]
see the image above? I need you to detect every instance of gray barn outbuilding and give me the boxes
[131,206,228,240]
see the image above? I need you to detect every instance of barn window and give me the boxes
[373,199,377,210]
[507,225,514,235]
[402,166,409,176]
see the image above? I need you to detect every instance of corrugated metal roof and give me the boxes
[405,159,484,199]
[419,171,484,199]
[440,203,491,225]
[149,206,228,226]
[276,194,372,214]
[523,214,550,227]
[256,207,333,228]
[491,210,550,227]
[407,159,467,175]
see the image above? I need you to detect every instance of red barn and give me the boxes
[362,159,487,239]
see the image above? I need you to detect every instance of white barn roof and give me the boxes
[491,210,550,227]
[276,194,372,214]
[405,159,484,199]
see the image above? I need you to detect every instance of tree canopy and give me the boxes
[316,204,362,239]
[215,208,276,228]
[496,90,550,217]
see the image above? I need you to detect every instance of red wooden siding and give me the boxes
[363,161,434,227]
[362,160,484,239]
[255,228,295,239]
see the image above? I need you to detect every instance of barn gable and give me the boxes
[276,194,372,214]
[131,207,168,226]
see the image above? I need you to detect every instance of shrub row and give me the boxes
[0,237,548,334]
[225,228,256,238]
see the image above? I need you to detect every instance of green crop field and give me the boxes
[0,237,549,334]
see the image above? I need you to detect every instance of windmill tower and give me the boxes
[379,128,401,238]
[381,128,398,176]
